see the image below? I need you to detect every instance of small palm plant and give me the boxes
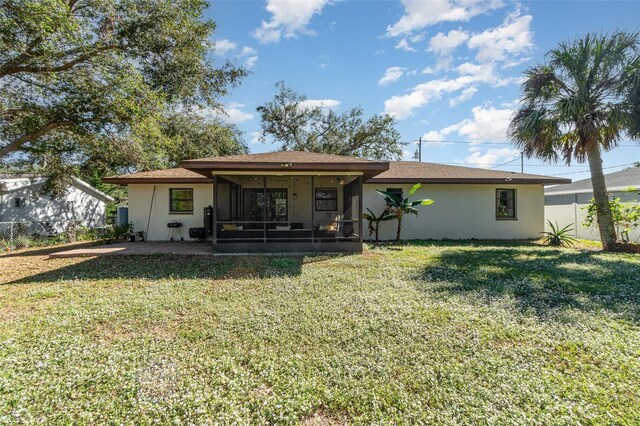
[377,183,434,243]
[362,208,394,242]
[540,220,578,247]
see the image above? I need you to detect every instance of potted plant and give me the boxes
[126,224,136,242]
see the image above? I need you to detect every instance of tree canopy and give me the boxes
[509,31,640,250]
[0,0,246,191]
[256,82,405,160]
[148,112,248,171]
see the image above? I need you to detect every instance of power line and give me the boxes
[410,139,638,147]
[490,156,521,170]
[550,163,636,176]
[429,162,591,167]
[494,164,591,168]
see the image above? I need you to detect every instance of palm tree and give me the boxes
[377,183,434,243]
[509,32,640,251]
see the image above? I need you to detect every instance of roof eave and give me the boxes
[101,177,212,185]
[365,177,572,185]
[181,160,390,180]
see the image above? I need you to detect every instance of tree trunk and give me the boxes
[395,216,402,243]
[585,144,617,250]
[374,222,379,242]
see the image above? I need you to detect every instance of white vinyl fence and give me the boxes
[545,203,640,243]
[0,221,95,252]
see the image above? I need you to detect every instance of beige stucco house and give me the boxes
[103,151,569,252]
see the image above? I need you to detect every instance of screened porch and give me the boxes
[209,174,363,253]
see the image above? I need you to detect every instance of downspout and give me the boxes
[145,185,156,242]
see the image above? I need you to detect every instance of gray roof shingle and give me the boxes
[545,166,640,194]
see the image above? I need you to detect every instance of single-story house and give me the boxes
[545,166,640,241]
[103,151,569,252]
[0,175,113,231]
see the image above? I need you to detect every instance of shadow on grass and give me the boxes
[5,254,339,285]
[414,245,640,322]
[0,241,103,258]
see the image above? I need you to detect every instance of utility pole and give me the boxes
[520,152,524,173]
[418,136,422,162]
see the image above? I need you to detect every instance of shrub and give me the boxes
[540,220,578,247]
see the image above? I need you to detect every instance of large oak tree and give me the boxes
[257,82,405,160]
[0,0,246,190]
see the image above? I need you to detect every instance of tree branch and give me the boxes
[0,45,119,78]
[0,120,76,158]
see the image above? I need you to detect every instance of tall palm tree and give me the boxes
[509,32,640,251]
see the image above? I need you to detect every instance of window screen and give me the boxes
[170,188,194,213]
[315,188,338,212]
[496,189,516,219]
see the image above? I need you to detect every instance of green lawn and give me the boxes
[1,242,639,424]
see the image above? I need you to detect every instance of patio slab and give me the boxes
[49,242,212,258]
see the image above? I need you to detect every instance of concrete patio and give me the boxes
[48,242,213,258]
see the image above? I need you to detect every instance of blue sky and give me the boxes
[206,0,639,181]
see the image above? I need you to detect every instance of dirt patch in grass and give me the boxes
[302,409,349,426]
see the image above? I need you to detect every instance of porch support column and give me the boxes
[212,174,217,245]
[311,175,315,242]
[263,176,267,244]
[358,175,363,244]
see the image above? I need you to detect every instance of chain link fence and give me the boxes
[0,221,104,253]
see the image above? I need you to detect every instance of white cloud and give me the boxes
[395,38,417,52]
[299,99,341,109]
[387,0,504,37]
[428,29,469,55]
[250,131,262,144]
[456,105,513,142]
[221,102,254,124]
[467,11,533,63]
[214,39,237,55]
[384,7,532,119]
[184,103,253,124]
[253,0,331,43]
[237,46,259,69]
[421,104,514,148]
[384,59,517,119]
[240,46,257,56]
[421,123,462,144]
[448,86,478,107]
[460,147,520,168]
[244,56,259,68]
[384,66,505,119]
[378,67,406,86]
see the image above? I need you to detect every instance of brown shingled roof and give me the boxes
[183,151,384,164]
[102,168,211,184]
[365,161,571,185]
[102,156,571,186]
[181,150,390,179]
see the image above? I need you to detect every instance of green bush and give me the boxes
[540,220,578,247]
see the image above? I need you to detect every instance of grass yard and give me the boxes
[1,241,639,424]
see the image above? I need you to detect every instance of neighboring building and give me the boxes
[0,176,114,231]
[103,151,569,252]
[545,167,640,242]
